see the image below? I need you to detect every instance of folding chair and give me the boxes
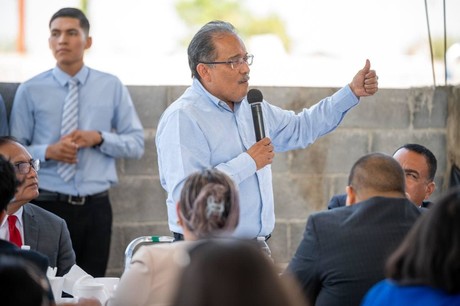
[124,235,174,270]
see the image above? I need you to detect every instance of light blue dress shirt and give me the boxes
[10,65,144,196]
[156,78,359,238]
[0,94,8,136]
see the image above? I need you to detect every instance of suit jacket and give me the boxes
[286,196,423,306]
[0,239,55,301]
[23,203,75,276]
[0,239,49,273]
[327,193,433,209]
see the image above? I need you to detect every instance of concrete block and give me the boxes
[288,221,309,260]
[110,177,168,223]
[270,222,288,264]
[106,225,125,275]
[127,86,168,129]
[123,131,158,176]
[260,86,337,110]
[411,87,448,128]
[290,131,368,174]
[271,151,290,173]
[273,174,329,217]
[340,91,410,129]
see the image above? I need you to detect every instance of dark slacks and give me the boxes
[32,193,112,277]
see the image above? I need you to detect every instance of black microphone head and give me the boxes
[247,89,263,104]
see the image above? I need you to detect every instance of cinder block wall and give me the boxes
[0,83,453,276]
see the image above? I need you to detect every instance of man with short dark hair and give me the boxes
[9,7,144,277]
[328,143,437,209]
[285,153,423,306]
[393,143,437,208]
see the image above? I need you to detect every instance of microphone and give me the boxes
[247,89,266,141]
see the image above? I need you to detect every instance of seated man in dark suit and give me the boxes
[328,143,437,209]
[0,137,75,276]
[285,152,424,306]
[0,154,53,303]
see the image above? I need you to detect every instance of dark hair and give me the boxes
[49,7,90,36]
[187,20,237,80]
[171,239,308,306]
[385,186,460,293]
[0,255,51,306]
[348,152,405,196]
[178,169,239,238]
[0,154,19,211]
[393,144,437,181]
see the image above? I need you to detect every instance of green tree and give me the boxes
[175,0,291,52]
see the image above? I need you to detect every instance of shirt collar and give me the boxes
[192,78,233,111]
[1,206,24,228]
[52,65,89,87]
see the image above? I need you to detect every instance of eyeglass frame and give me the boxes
[14,159,40,174]
[200,54,254,70]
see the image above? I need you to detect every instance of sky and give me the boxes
[1,0,459,88]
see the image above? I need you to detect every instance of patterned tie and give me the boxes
[57,78,79,182]
[7,215,23,247]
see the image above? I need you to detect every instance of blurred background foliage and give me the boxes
[175,0,292,52]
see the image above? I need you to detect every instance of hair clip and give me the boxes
[206,195,224,219]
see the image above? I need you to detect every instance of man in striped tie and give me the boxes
[9,7,145,277]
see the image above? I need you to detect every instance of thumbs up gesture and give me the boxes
[349,59,379,97]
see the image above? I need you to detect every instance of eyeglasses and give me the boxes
[200,54,254,70]
[14,159,40,174]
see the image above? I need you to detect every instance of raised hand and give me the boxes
[349,59,379,97]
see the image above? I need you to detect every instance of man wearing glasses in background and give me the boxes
[156,20,379,242]
[0,136,75,276]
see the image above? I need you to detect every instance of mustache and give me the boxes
[239,74,250,83]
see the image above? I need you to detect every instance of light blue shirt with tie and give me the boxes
[156,78,359,238]
[10,65,144,196]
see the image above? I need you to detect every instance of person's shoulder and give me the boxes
[132,240,194,266]
[17,70,54,89]
[327,193,347,209]
[24,203,66,223]
[308,206,352,225]
[87,67,123,84]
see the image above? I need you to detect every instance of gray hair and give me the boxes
[187,20,237,80]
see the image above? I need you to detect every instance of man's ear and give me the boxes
[176,202,183,226]
[196,63,211,82]
[84,36,92,50]
[425,181,436,199]
[345,185,356,206]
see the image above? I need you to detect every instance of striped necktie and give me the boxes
[57,78,79,182]
[7,215,23,247]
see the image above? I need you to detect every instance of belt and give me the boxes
[36,189,109,205]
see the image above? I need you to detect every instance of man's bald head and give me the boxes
[347,153,406,203]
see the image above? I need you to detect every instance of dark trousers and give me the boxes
[32,193,112,277]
